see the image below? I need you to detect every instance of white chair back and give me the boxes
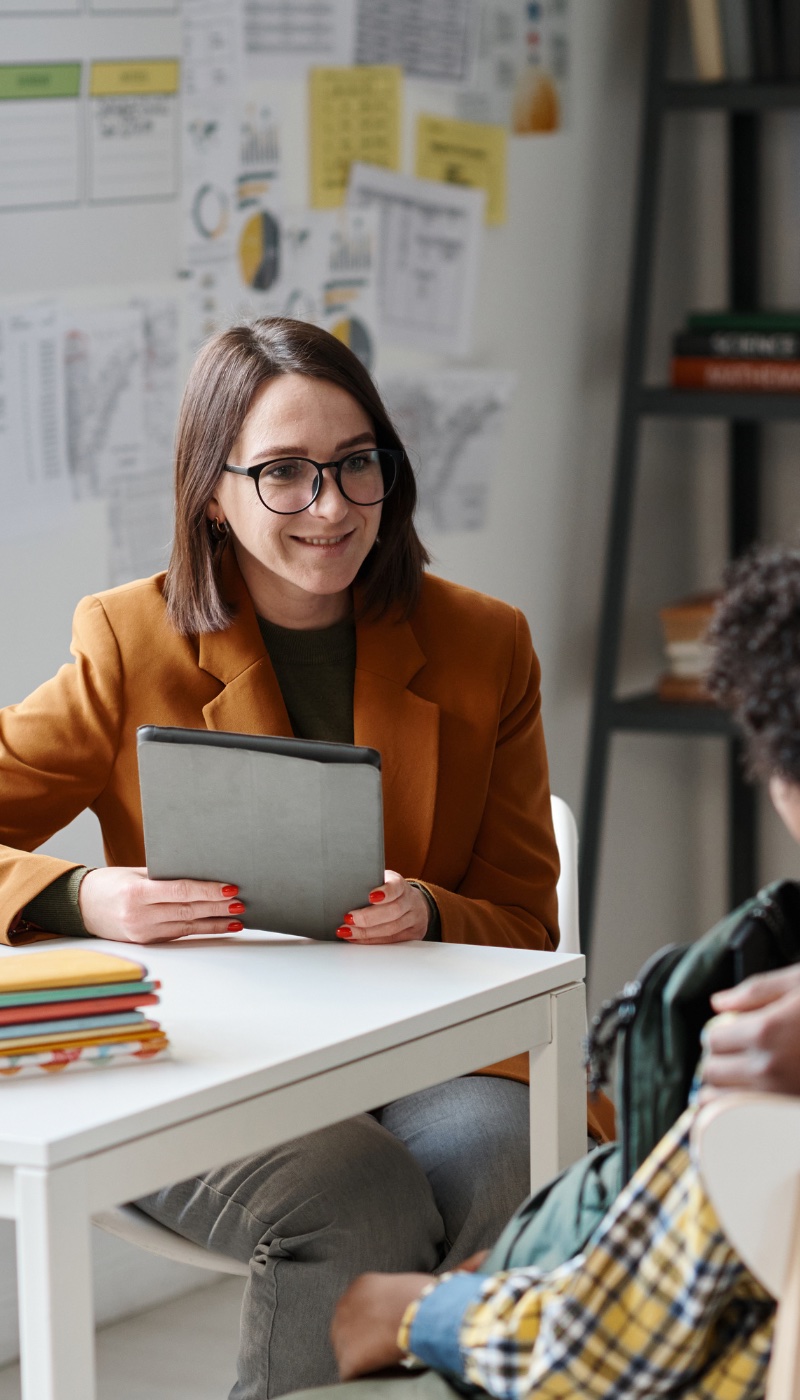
[551,794,580,954]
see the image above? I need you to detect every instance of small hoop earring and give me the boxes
[210,518,229,543]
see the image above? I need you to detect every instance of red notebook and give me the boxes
[0,992,160,1027]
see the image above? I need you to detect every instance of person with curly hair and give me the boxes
[284,543,800,1400]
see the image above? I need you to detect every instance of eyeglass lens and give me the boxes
[257,449,395,513]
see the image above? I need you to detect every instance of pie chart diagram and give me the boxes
[191,183,229,241]
[330,316,373,369]
[239,210,281,291]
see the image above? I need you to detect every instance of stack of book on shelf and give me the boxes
[0,947,170,1079]
[671,310,800,392]
[686,0,800,81]
[657,593,719,703]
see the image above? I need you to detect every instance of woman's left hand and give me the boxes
[337,871,429,944]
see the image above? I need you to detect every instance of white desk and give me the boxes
[0,933,585,1400]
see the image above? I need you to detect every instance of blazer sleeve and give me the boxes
[422,608,560,954]
[0,596,124,943]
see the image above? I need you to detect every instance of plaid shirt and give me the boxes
[400,1107,775,1400]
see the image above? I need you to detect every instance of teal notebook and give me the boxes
[0,980,157,1009]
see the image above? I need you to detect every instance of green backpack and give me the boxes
[482,879,800,1275]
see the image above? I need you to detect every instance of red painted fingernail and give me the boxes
[344,913,355,925]
[369,890,385,904]
[221,885,239,897]
[228,920,244,932]
[336,926,353,939]
[228,901,245,914]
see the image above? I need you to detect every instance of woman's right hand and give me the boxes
[78,867,245,944]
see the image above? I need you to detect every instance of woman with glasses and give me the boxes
[0,318,576,1400]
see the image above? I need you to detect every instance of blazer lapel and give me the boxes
[198,550,293,738]
[354,606,439,878]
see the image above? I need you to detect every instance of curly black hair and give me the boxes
[707,545,800,783]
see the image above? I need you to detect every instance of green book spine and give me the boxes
[688,310,800,333]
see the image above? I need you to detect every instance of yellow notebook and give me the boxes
[0,948,147,993]
[0,1022,163,1054]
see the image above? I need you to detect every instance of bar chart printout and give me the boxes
[0,64,81,210]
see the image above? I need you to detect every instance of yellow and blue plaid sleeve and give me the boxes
[452,1108,774,1400]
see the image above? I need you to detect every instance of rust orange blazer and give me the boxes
[0,552,590,1102]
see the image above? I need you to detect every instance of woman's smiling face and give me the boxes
[207,373,383,628]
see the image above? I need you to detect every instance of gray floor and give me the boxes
[0,1277,246,1400]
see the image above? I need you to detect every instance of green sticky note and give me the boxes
[0,64,81,101]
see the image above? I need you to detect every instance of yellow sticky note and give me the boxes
[310,65,401,210]
[90,60,179,97]
[415,114,507,226]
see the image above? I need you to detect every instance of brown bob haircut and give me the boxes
[164,317,429,635]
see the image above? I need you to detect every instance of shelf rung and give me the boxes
[666,82,800,111]
[609,694,734,735]
[639,386,800,420]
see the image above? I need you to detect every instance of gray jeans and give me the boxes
[136,1075,530,1400]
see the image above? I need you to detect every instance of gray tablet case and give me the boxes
[137,726,384,941]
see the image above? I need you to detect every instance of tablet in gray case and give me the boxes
[137,726,385,941]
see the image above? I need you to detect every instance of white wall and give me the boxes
[8,0,793,1364]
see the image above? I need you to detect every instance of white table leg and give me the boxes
[528,982,587,1194]
[16,1162,96,1400]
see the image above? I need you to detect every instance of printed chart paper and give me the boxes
[319,207,379,370]
[381,370,516,533]
[226,206,378,366]
[310,65,401,209]
[108,298,178,584]
[348,162,484,356]
[0,64,81,210]
[88,60,180,203]
[415,114,507,225]
[455,0,521,126]
[0,302,71,540]
[455,0,570,133]
[235,93,285,296]
[182,0,242,268]
[355,0,479,82]
[244,0,356,81]
[0,0,79,10]
[90,0,178,10]
[63,305,147,503]
[513,0,570,134]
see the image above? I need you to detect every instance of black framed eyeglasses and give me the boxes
[223,447,401,516]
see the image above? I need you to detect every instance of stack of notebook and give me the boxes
[657,592,719,703]
[0,947,170,1079]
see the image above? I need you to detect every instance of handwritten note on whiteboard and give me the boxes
[88,61,180,204]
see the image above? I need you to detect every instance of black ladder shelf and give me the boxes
[579,0,800,959]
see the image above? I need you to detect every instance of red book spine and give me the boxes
[0,992,160,1027]
[671,356,800,392]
